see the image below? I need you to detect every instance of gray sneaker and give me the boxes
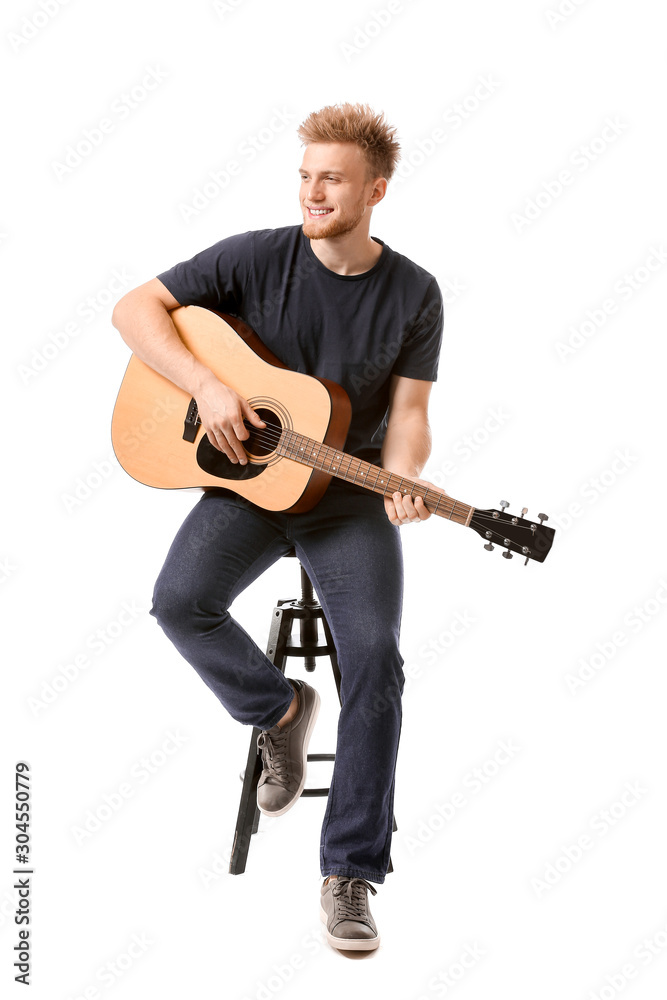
[320,877,380,951]
[256,678,320,817]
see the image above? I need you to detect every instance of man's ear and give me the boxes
[367,177,388,206]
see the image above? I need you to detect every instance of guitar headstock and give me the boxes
[469,502,555,564]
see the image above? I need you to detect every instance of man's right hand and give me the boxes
[195,374,266,465]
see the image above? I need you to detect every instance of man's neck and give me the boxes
[307,231,383,276]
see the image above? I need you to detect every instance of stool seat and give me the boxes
[228,553,396,876]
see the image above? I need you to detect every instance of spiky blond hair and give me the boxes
[297,103,401,181]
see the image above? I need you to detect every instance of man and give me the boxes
[112,103,443,951]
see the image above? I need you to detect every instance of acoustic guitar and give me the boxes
[111,306,555,565]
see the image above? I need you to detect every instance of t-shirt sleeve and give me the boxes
[391,277,443,382]
[156,231,253,312]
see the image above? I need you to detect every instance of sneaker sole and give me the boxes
[319,906,380,951]
[257,686,321,818]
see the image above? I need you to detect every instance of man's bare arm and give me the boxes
[111,278,263,464]
[381,374,434,526]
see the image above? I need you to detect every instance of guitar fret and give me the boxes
[342,453,356,482]
[345,456,357,482]
[376,469,390,493]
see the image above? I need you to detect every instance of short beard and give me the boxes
[302,198,366,240]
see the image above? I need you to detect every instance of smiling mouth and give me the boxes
[307,207,333,217]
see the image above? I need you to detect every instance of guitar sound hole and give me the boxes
[244,408,282,458]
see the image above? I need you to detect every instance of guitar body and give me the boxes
[111,306,352,512]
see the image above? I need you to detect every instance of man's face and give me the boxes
[299,142,381,240]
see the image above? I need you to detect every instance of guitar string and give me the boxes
[244,421,544,538]
[243,421,471,514]
[241,420,539,531]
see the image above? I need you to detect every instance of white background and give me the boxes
[3,0,667,997]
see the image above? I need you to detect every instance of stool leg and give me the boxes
[228,605,293,875]
[228,726,263,875]
[298,564,319,672]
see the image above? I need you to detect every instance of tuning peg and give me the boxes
[521,507,528,518]
[537,513,549,524]
[484,542,495,551]
[502,549,513,559]
[499,500,510,512]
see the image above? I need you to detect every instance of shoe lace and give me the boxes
[331,878,377,918]
[257,728,290,788]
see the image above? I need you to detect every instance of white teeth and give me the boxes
[310,208,332,215]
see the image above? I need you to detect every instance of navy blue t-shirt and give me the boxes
[157,225,443,463]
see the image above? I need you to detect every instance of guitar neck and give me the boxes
[277,428,474,526]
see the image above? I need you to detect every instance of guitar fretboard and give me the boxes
[278,429,474,526]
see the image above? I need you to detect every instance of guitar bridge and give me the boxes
[182,398,201,443]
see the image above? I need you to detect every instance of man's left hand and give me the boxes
[384,478,434,526]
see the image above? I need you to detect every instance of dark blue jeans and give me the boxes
[150,480,405,883]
